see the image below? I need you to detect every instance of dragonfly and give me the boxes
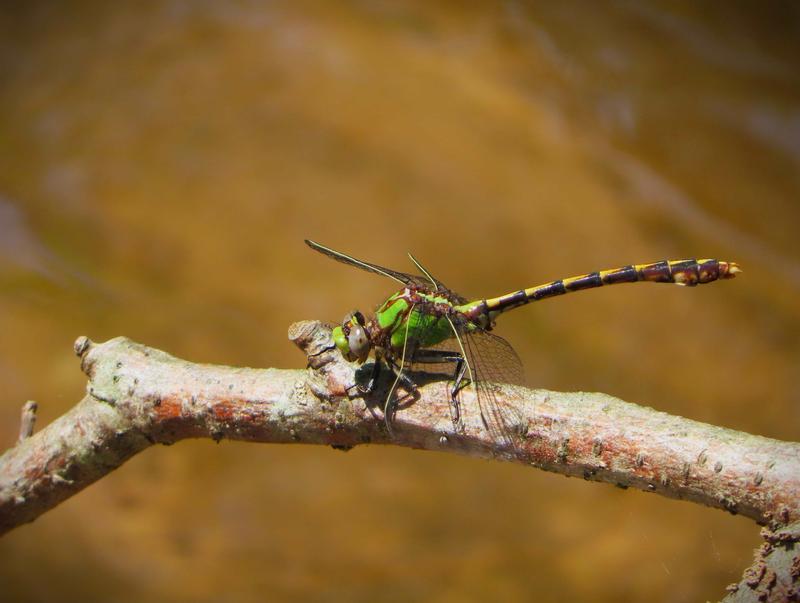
[306,239,740,449]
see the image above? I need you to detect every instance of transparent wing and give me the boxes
[406,337,462,378]
[461,329,527,452]
[405,312,527,453]
[306,239,426,287]
[305,239,466,302]
[463,330,525,386]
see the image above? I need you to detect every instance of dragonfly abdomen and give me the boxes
[481,258,740,315]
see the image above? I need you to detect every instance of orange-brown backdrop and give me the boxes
[1,2,798,601]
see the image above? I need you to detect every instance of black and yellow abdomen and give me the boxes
[471,259,740,317]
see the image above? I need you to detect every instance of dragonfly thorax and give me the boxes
[332,286,466,365]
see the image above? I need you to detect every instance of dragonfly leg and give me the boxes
[412,349,468,430]
[382,362,419,434]
[383,371,419,435]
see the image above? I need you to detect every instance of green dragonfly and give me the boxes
[306,239,740,447]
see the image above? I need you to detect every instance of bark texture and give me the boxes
[1,322,798,601]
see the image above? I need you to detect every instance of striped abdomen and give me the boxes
[479,259,740,316]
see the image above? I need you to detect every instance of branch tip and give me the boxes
[74,336,92,357]
[288,320,336,361]
[17,400,38,443]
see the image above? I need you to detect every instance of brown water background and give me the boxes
[1,2,799,601]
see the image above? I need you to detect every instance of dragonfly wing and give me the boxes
[462,329,525,386]
[306,239,422,287]
[459,328,527,452]
[405,312,527,452]
[306,240,468,301]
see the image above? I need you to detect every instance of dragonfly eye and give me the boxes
[346,323,370,363]
[332,312,371,362]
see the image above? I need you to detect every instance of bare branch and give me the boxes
[1,323,799,581]
[723,521,800,602]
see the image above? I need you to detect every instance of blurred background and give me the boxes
[1,1,798,601]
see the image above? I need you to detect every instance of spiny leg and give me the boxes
[346,351,411,427]
[444,315,477,430]
[381,361,420,430]
[411,349,469,430]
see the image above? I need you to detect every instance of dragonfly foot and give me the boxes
[353,362,381,395]
[382,383,419,435]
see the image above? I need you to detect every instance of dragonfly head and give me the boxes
[332,311,371,363]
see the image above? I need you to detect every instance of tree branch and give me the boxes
[1,321,798,600]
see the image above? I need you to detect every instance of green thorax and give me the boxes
[373,288,486,351]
